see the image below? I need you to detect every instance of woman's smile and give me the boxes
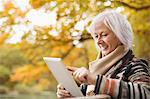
[98,43,108,50]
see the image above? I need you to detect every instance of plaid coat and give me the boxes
[81,50,150,99]
[96,50,150,99]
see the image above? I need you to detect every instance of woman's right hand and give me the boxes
[56,84,72,98]
[73,67,96,85]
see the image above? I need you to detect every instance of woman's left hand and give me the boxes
[73,67,96,85]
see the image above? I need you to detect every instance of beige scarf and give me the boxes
[87,45,128,95]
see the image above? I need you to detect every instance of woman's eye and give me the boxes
[101,33,107,36]
[95,35,98,38]
[94,33,98,38]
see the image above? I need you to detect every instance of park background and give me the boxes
[0,0,150,99]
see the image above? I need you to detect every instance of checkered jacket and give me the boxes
[97,50,150,99]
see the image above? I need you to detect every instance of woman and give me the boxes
[57,10,150,99]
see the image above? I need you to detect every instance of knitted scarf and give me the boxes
[87,45,128,95]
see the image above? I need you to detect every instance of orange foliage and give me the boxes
[10,64,47,84]
[0,33,9,45]
[50,43,73,57]
[63,48,85,66]
[33,78,50,91]
[3,0,15,11]
[2,1,25,17]
[29,0,51,9]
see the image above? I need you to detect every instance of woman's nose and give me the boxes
[97,36,103,42]
[97,38,103,45]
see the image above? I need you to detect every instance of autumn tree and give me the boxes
[0,0,149,94]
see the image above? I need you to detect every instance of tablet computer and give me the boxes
[43,57,83,97]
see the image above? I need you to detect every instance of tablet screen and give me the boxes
[43,57,83,97]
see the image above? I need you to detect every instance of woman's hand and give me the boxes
[73,67,96,85]
[56,84,72,98]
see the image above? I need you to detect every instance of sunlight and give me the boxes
[12,0,30,11]
[74,20,85,31]
[6,24,29,43]
[0,0,4,11]
[49,29,59,37]
[3,0,57,43]
[115,6,124,13]
[104,1,111,6]
[26,9,57,27]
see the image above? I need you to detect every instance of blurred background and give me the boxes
[0,0,150,99]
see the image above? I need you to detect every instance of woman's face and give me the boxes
[91,21,122,57]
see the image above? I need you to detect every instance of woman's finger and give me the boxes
[73,68,87,83]
[78,70,88,82]
[79,73,87,82]
[57,84,65,90]
[57,89,71,97]
[73,70,82,84]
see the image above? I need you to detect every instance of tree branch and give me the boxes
[61,35,92,59]
[61,45,75,59]
[83,47,90,67]
[116,1,150,11]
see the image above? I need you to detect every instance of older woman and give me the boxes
[57,10,150,99]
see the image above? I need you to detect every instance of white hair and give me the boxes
[88,10,133,50]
